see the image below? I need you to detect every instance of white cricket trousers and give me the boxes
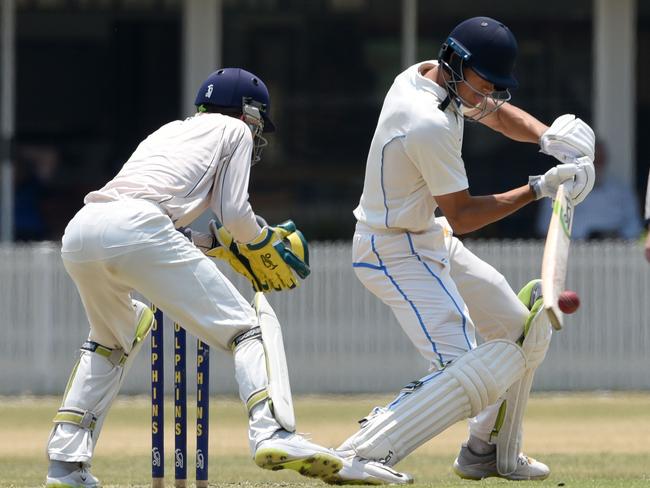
[48,199,279,463]
[352,221,529,442]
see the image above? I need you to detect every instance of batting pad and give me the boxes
[347,340,526,465]
[521,300,553,370]
[48,300,154,462]
[495,300,552,475]
[231,293,296,449]
[255,292,296,432]
[495,368,535,475]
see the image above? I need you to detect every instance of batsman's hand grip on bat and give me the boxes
[568,155,595,205]
[529,163,580,200]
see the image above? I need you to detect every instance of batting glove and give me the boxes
[569,156,595,205]
[540,114,595,163]
[529,163,580,200]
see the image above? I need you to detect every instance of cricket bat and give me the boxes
[541,181,574,330]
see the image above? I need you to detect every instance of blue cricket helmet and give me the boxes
[194,68,275,132]
[441,16,518,91]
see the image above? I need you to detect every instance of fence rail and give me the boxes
[1,240,648,395]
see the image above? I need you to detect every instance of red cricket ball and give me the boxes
[558,290,580,314]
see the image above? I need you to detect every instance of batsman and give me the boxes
[45,68,352,487]
[334,17,596,484]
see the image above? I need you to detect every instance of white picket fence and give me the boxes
[1,240,648,395]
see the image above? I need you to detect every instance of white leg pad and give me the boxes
[47,300,154,463]
[495,303,552,475]
[233,329,280,454]
[495,368,535,475]
[254,292,296,432]
[520,304,553,370]
[232,294,296,453]
[347,340,526,465]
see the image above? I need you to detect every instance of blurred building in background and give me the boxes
[0,0,648,241]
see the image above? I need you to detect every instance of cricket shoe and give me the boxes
[45,462,100,488]
[254,430,343,480]
[453,443,549,481]
[323,453,414,485]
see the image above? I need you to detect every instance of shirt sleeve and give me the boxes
[402,121,469,197]
[210,124,262,243]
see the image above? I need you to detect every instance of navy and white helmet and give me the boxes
[438,17,518,120]
[195,67,275,132]
[195,68,274,164]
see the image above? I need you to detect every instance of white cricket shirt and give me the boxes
[86,113,261,242]
[354,61,468,232]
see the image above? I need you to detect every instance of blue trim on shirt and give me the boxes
[352,262,385,271]
[405,233,472,350]
[369,235,444,365]
[380,135,406,228]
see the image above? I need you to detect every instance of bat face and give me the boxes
[541,181,574,330]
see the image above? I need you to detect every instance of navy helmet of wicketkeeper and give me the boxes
[438,16,518,121]
[195,67,274,164]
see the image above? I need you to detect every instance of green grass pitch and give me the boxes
[1,393,648,487]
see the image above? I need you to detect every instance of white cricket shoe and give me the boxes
[324,453,413,485]
[254,430,343,480]
[45,463,99,488]
[453,443,550,481]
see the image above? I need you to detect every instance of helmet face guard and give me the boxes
[242,97,268,165]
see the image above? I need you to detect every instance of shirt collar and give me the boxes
[410,60,448,100]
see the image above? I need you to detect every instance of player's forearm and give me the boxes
[213,142,262,242]
[220,204,262,243]
[481,103,548,144]
[446,185,536,235]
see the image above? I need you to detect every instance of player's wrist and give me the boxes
[528,176,542,200]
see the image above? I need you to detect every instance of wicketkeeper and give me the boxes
[46,68,353,487]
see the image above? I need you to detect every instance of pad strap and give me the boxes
[229,326,262,351]
[246,388,270,414]
[81,341,128,367]
[53,407,98,430]
[78,305,154,366]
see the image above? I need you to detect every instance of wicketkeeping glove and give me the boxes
[242,223,310,289]
[206,219,264,290]
[206,218,310,292]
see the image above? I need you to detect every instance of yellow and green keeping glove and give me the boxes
[206,218,310,292]
[205,220,262,289]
